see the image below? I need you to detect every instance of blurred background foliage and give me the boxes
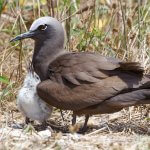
[0,0,150,106]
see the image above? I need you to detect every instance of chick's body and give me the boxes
[17,71,53,122]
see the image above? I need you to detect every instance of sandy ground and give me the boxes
[0,103,150,150]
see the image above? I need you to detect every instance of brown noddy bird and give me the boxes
[11,16,150,132]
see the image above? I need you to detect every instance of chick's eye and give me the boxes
[38,24,47,31]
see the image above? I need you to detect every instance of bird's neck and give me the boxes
[32,40,66,80]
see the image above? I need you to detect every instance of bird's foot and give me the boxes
[69,123,88,134]
[78,114,90,133]
[35,121,50,131]
[25,117,34,124]
[70,114,90,134]
[78,125,88,134]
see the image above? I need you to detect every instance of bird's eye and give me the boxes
[38,24,47,31]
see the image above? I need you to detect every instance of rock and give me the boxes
[38,129,52,139]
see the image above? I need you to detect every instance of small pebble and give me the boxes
[38,129,51,139]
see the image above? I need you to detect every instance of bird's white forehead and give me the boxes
[29,16,59,31]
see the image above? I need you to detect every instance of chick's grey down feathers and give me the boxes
[11,16,150,129]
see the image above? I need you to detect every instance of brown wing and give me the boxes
[74,89,150,115]
[37,52,145,111]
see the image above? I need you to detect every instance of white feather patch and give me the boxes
[17,71,53,122]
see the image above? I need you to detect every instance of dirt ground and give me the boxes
[0,102,150,150]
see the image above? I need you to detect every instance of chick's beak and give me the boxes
[10,30,35,42]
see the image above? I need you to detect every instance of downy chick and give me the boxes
[17,71,53,125]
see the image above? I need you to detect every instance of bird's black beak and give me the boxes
[10,30,35,42]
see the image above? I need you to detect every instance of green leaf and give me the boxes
[0,75,10,84]
[0,0,7,15]
[145,118,150,121]
[0,82,14,101]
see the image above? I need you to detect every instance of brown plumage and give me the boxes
[36,52,150,110]
[36,52,150,131]
[10,17,150,132]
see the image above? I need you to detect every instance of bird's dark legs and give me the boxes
[72,113,90,133]
[72,113,77,125]
[41,120,48,129]
[25,117,30,124]
[80,114,90,132]
[25,117,33,124]
[60,109,65,121]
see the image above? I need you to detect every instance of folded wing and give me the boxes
[37,52,147,111]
